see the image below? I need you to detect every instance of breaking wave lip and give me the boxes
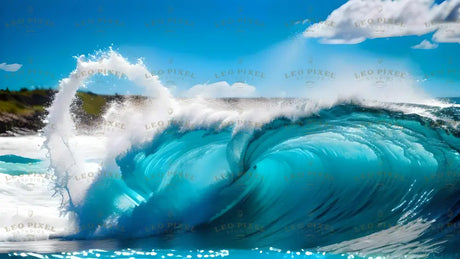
[28,49,460,258]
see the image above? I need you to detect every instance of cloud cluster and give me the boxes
[185,81,256,98]
[0,62,22,72]
[303,0,460,44]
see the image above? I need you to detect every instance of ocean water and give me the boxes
[1,51,460,259]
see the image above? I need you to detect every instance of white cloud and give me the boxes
[0,62,22,72]
[411,39,439,49]
[303,0,460,44]
[185,81,256,98]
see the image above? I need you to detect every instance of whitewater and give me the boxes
[1,50,459,259]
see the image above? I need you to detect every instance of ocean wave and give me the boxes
[16,50,456,258]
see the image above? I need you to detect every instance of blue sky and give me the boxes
[1,0,459,97]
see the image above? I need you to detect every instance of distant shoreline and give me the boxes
[0,89,125,136]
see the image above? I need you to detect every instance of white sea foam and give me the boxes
[44,50,175,207]
[0,136,108,242]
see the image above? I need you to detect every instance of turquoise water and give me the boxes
[1,101,460,258]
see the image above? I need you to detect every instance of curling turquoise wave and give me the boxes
[63,102,460,257]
